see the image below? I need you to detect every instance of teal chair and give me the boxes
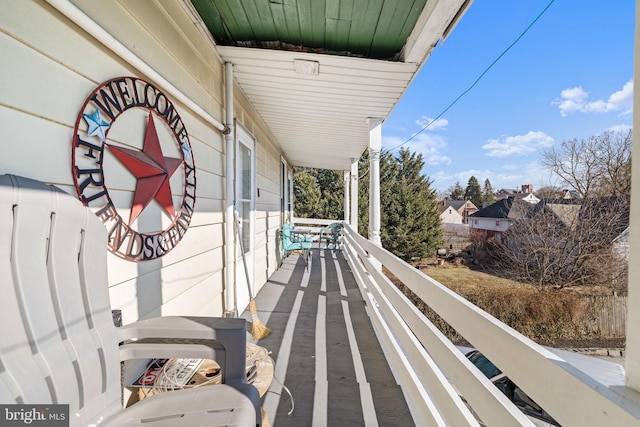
[319,222,344,250]
[281,223,313,269]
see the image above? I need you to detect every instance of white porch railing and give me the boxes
[325,222,640,426]
[291,216,336,236]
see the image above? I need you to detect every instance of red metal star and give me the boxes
[107,114,182,224]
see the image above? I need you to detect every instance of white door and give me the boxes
[280,157,288,224]
[280,158,294,224]
[236,125,255,312]
[287,171,294,223]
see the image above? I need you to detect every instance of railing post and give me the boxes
[344,169,350,224]
[626,4,640,390]
[224,62,237,317]
[367,118,382,247]
[350,157,358,233]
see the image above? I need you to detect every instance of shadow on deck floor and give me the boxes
[244,248,414,426]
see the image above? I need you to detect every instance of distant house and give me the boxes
[438,204,464,224]
[494,184,540,205]
[525,199,582,228]
[494,188,516,200]
[441,223,470,253]
[582,196,630,249]
[509,196,628,252]
[613,227,630,262]
[522,197,629,285]
[441,200,478,224]
[497,196,627,234]
[561,189,582,200]
[472,197,589,239]
[469,197,532,240]
[517,192,540,204]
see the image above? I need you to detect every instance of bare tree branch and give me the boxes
[541,129,631,198]
[488,197,629,290]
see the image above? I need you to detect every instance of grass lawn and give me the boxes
[417,259,533,291]
[392,258,625,347]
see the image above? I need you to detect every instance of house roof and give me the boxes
[187,0,472,170]
[513,193,538,200]
[545,203,581,228]
[444,200,477,211]
[192,0,440,61]
[438,204,463,215]
[581,196,630,238]
[526,197,629,235]
[495,191,538,201]
[471,197,531,220]
[562,189,582,199]
[496,189,517,195]
[614,227,630,244]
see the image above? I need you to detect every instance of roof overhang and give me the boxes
[218,46,418,169]
[191,0,473,170]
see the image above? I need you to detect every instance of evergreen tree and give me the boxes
[293,168,344,219]
[382,149,442,260]
[358,153,369,236]
[357,150,397,238]
[359,149,442,261]
[292,169,321,218]
[465,176,483,207]
[316,169,344,219]
[483,178,495,206]
[449,181,465,200]
[295,148,443,262]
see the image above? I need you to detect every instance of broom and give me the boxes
[234,209,271,340]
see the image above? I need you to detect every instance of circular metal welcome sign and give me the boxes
[72,77,196,261]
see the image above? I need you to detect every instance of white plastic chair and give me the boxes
[0,174,260,426]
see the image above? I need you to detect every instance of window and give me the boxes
[468,351,502,379]
[236,125,255,256]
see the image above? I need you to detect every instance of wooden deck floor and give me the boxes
[243,248,414,426]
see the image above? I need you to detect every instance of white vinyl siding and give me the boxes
[0,0,283,323]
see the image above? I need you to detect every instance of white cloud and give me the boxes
[382,135,404,147]
[438,169,520,193]
[482,131,554,157]
[432,160,559,194]
[454,169,494,183]
[561,86,589,102]
[607,123,632,133]
[415,116,449,131]
[501,163,518,171]
[432,167,526,193]
[486,161,557,192]
[425,153,452,166]
[554,80,633,117]
[432,170,453,181]
[382,132,451,166]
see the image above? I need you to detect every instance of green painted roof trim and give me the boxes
[191,0,428,60]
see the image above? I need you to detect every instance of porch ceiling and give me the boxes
[189,0,472,170]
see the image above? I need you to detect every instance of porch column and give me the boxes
[367,118,382,247]
[343,170,350,223]
[626,6,640,391]
[224,62,236,317]
[350,158,358,233]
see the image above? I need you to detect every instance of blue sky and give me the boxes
[383,0,635,194]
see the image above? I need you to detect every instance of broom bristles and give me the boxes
[249,298,271,340]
